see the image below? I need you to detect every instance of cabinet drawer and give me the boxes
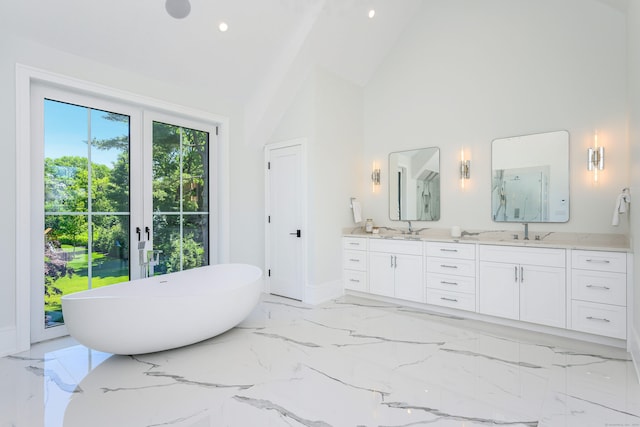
[571,270,626,306]
[369,238,423,256]
[480,245,565,268]
[426,257,475,277]
[572,250,626,273]
[343,250,367,271]
[427,289,476,312]
[343,237,367,250]
[426,242,475,260]
[427,273,475,294]
[571,301,626,340]
[343,270,367,292]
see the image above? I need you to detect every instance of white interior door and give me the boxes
[266,142,305,300]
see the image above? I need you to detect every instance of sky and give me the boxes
[44,99,129,167]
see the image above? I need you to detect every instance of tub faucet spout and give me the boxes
[144,250,162,277]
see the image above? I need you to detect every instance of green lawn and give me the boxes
[45,245,129,317]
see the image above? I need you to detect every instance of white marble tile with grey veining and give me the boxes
[1,294,638,427]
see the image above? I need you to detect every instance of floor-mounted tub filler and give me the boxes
[61,264,263,355]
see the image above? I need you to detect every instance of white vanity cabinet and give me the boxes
[369,239,424,302]
[425,242,476,312]
[342,237,368,292]
[342,234,631,345]
[570,250,627,339]
[479,245,566,328]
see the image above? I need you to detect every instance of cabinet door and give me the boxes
[479,261,519,320]
[519,265,566,328]
[369,252,395,297]
[394,254,424,303]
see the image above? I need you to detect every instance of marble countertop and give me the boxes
[343,227,631,252]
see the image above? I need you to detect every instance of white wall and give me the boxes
[0,34,263,355]
[363,0,629,235]
[312,69,364,287]
[270,67,363,299]
[627,0,640,369]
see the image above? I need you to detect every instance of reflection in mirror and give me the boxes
[389,147,440,221]
[492,130,569,223]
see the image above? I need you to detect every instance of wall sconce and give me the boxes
[459,148,470,189]
[371,161,381,192]
[587,131,604,182]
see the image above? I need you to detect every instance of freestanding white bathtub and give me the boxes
[61,264,263,355]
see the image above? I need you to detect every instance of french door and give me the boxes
[30,85,217,343]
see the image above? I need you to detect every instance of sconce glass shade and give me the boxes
[460,160,470,179]
[371,168,381,185]
[587,146,604,171]
[166,0,191,19]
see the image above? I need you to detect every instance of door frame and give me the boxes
[143,111,220,272]
[264,138,308,301]
[13,64,229,354]
[29,84,145,343]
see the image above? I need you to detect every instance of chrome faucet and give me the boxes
[523,223,529,240]
[407,220,413,234]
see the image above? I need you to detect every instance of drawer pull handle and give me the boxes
[349,242,359,245]
[440,281,458,286]
[586,259,610,264]
[349,259,360,262]
[440,248,458,252]
[440,264,458,269]
[441,297,458,302]
[586,316,611,323]
[586,285,610,290]
[349,279,360,283]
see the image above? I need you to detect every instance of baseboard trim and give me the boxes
[629,324,640,383]
[305,279,344,305]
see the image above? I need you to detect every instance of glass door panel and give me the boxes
[151,121,210,276]
[43,99,130,329]
[90,215,130,287]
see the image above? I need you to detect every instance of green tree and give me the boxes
[151,122,210,274]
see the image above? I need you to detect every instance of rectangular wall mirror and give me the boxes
[492,130,569,223]
[389,147,440,221]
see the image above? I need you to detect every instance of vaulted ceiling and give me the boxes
[5,0,423,102]
[3,0,629,142]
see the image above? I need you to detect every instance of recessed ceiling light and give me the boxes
[368,9,376,19]
[219,22,229,32]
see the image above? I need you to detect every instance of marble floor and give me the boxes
[1,294,639,427]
